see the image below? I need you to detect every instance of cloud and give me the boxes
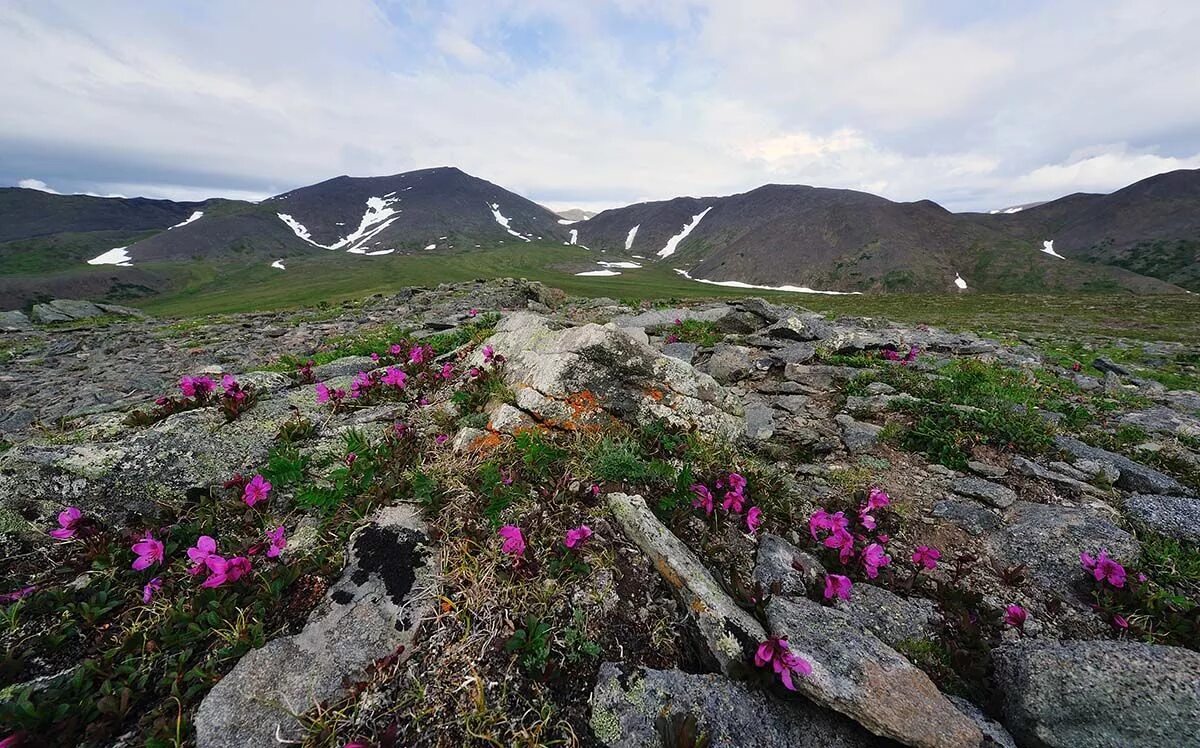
[1014,145,1200,196]
[17,178,59,193]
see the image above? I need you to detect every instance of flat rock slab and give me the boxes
[590,662,897,747]
[985,501,1139,600]
[765,596,981,748]
[1119,406,1200,438]
[931,498,1001,536]
[836,414,883,453]
[1124,494,1200,543]
[195,504,438,748]
[994,638,1200,748]
[0,310,34,331]
[1056,436,1192,496]
[832,584,940,649]
[950,477,1017,508]
[606,492,765,675]
[754,533,824,597]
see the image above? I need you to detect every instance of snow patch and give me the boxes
[1040,240,1066,259]
[87,247,132,266]
[575,269,622,276]
[569,229,578,245]
[954,274,968,290]
[673,268,861,295]
[277,196,401,253]
[489,203,532,242]
[631,254,645,259]
[658,207,712,258]
[168,211,204,230]
[624,224,640,251]
[598,261,641,269]
[557,218,577,225]
[424,244,436,250]
[270,260,286,270]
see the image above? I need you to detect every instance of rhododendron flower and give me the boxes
[49,507,82,540]
[824,573,852,600]
[498,525,525,557]
[754,637,812,691]
[436,433,449,445]
[673,318,682,326]
[344,741,370,748]
[179,375,215,399]
[243,474,272,507]
[691,484,714,515]
[746,506,763,534]
[350,370,373,397]
[911,546,941,570]
[315,383,331,404]
[482,345,495,363]
[727,473,747,493]
[824,528,856,563]
[393,421,410,437]
[1112,614,1129,630]
[131,533,165,571]
[861,543,890,578]
[469,367,481,378]
[722,489,746,514]
[469,308,479,317]
[1081,550,1126,588]
[220,374,239,394]
[590,483,601,497]
[202,555,251,588]
[858,510,877,531]
[1004,604,1027,629]
[390,343,404,356]
[142,577,162,603]
[565,525,593,549]
[665,334,680,344]
[440,363,455,380]
[0,586,37,605]
[809,509,849,539]
[370,352,381,362]
[187,536,218,574]
[865,488,890,511]
[345,452,357,467]
[382,366,407,388]
[877,534,890,544]
[408,345,426,364]
[266,526,287,558]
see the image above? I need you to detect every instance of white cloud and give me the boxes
[1014,145,1200,196]
[17,178,59,193]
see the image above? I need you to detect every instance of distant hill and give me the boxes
[555,208,596,222]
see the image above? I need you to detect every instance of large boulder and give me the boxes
[0,310,34,332]
[195,505,438,747]
[994,638,1200,748]
[950,477,1017,509]
[1055,436,1192,496]
[28,299,146,324]
[484,313,744,438]
[590,662,896,747]
[765,596,982,748]
[1123,494,1200,543]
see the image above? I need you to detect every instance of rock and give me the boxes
[765,596,982,748]
[985,501,1139,599]
[661,341,698,363]
[1092,357,1132,377]
[754,533,824,597]
[606,492,765,675]
[195,505,438,748]
[486,313,744,438]
[836,414,883,453]
[29,299,107,323]
[775,342,817,364]
[738,297,793,325]
[744,402,776,441]
[864,381,897,395]
[589,662,895,748]
[487,402,534,433]
[994,638,1200,748]
[946,696,1016,748]
[0,310,33,331]
[784,364,861,391]
[1072,459,1120,484]
[822,329,904,354]
[931,498,1001,536]
[832,584,940,648]
[1055,436,1192,496]
[44,338,81,356]
[950,477,1017,509]
[1010,455,1103,496]
[967,460,1007,478]
[765,315,832,342]
[610,305,733,331]
[705,343,760,383]
[1119,406,1200,438]
[452,427,487,452]
[311,355,377,381]
[767,394,812,415]
[1123,494,1200,543]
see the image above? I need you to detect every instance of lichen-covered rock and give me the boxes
[0,310,34,331]
[836,414,882,453]
[1055,436,1193,496]
[994,638,1200,748]
[589,662,896,747]
[195,505,438,748]
[931,498,1001,536]
[765,596,981,748]
[754,533,824,597]
[946,695,1016,748]
[1123,494,1200,543]
[832,584,940,648]
[950,477,1017,508]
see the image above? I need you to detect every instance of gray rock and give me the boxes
[1072,459,1121,484]
[765,596,981,748]
[1055,436,1192,496]
[822,329,904,354]
[744,402,776,441]
[1124,494,1200,543]
[195,505,438,748]
[611,305,733,331]
[1092,357,1132,377]
[705,343,759,383]
[589,662,896,748]
[985,501,1139,599]
[661,341,698,363]
[738,297,794,325]
[487,402,534,433]
[836,414,883,453]
[30,299,108,323]
[946,695,1016,748]
[1011,456,1105,496]
[950,477,1017,508]
[1119,406,1200,438]
[775,342,817,364]
[766,315,832,341]
[967,460,1008,478]
[832,584,940,648]
[311,355,377,381]
[783,364,861,391]
[864,381,897,395]
[994,638,1200,748]
[44,338,81,356]
[768,394,813,415]
[606,492,765,675]
[0,310,33,331]
[452,427,487,452]
[931,498,1001,536]
[754,533,824,597]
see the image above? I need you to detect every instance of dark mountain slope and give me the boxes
[0,188,212,243]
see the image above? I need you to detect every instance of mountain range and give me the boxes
[2,166,1197,310]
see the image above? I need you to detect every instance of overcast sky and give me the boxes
[2,0,1198,212]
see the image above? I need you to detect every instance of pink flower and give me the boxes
[469,367,481,378]
[142,577,162,603]
[1111,614,1129,630]
[187,535,218,574]
[131,532,165,571]
[266,526,287,558]
[201,555,229,587]
[1004,604,1027,629]
[861,543,890,579]
[390,343,404,356]
[180,375,215,399]
[911,545,941,570]
[865,487,891,511]
[382,366,407,388]
[809,509,848,539]
[226,556,252,582]
[345,452,357,467]
[691,484,714,515]
[315,382,331,404]
[858,510,876,531]
[1081,550,1126,588]
[409,345,426,365]
[665,334,679,344]
[220,374,240,395]
[436,433,449,445]
[49,506,82,540]
[498,525,525,557]
[824,573,852,600]
[243,474,272,507]
[469,308,479,317]
[440,363,455,380]
[673,318,683,326]
[370,352,381,362]
[0,586,37,605]
[344,741,371,748]
[754,637,812,691]
[824,527,856,563]
[590,483,601,497]
[482,345,495,363]
[350,370,373,397]
[746,506,763,534]
[727,472,747,493]
[721,489,746,514]
[565,525,593,549]
[0,732,28,747]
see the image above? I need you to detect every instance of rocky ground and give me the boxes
[2,279,1199,747]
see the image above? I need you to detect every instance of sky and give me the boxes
[2,0,1199,213]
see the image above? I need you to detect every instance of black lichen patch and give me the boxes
[331,589,354,605]
[351,526,429,607]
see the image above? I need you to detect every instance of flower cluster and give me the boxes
[809,487,893,582]
[754,636,812,690]
[1081,549,1127,588]
[497,522,594,562]
[690,472,763,534]
[313,340,461,411]
[882,345,920,365]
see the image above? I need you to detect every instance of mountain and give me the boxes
[0,188,213,244]
[555,208,596,222]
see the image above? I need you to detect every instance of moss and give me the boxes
[589,705,622,744]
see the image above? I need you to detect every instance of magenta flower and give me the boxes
[179,375,215,399]
[1004,604,1027,629]
[243,474,272,507]
[220,374,239,394]
[440,363,455,380]
[201,555,229,587]
[49,507,83,540]
[187,535,218,574]
[436,433,449,445]
[131,532,165,571]
[409,345,426,364]
[911,545,941,570]
[809,508,848,540]
[382,366,407,388]
[389,343,404,356]
[824,527,856,563]
[482,345,495,363]
[824,573,852,600]
[590,483,600,497]
[858,509,877,531]
[721,489,746,514]
[861,543,890,578]
[746,506,763,534]
[469,308,479,317]
[350,370,373,398]
[142,577,162,603]
[0,732,28,748]
[315,382,331,404]
[468,366,481,378]
[498,525,526,557]
[1112,614,1129,630]
[227,556,252,582]
[344,741,371,748]
[865,487,891,511]
[345,452,357,467]
[1081,550,1126,588]
[0,586,37,605]
[565,525,593,549]
[754,637,812,691]
[266,526,287,558]
[691,484,714,515]
[673,317,682,326]
[370,352,381,362]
